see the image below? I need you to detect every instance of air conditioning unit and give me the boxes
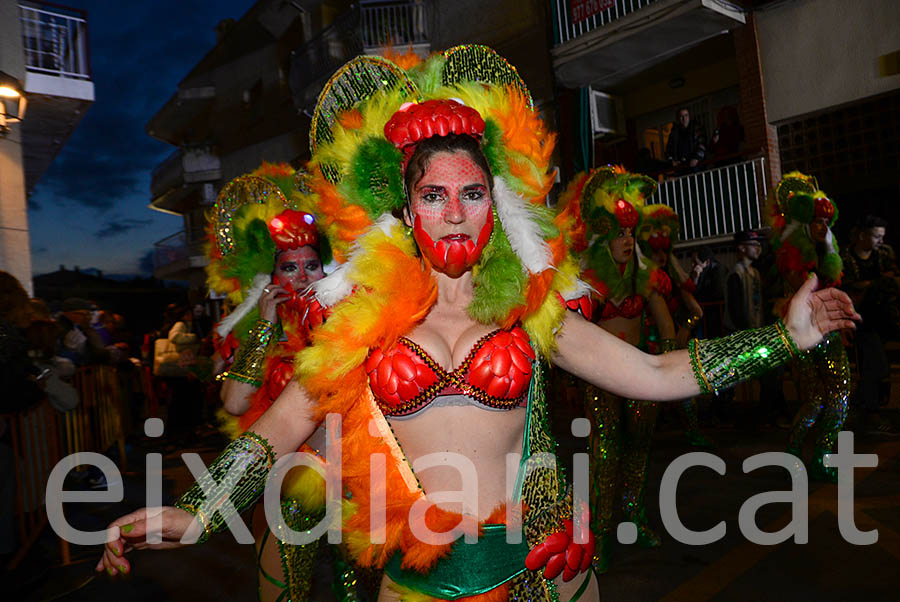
[589,88,625,139]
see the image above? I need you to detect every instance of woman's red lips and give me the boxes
[442,233,470,242]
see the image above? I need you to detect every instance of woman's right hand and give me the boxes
[258,283,289,323]
[95,506,195,576]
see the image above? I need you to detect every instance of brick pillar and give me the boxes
[733,13,781,190]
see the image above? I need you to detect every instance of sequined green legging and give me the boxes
[584,384,659,538]
[787,333,850,454]
[257,499,373,602]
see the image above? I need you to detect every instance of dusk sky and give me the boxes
[28,0,253,277]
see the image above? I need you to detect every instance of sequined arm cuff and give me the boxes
[175,431,275,543]
[222,319,275,387]
[687,320,797,396]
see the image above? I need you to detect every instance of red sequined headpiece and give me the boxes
[813,194,835,221]
[384,99,485,167]
[268,210,318,251]
[613,199,640,229]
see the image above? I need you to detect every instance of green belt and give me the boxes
[384,524,530,600]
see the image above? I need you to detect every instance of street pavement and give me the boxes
[7,404,899,601]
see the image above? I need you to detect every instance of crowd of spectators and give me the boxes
[677,215,899,434]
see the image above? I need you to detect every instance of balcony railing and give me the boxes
[553,0,658,46]
[19,2,91,79]
[290,2,430,110]
[651,156,766,243]
[360,1,428,48]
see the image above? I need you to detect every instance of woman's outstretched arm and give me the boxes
[552,275,859,402]
[97,381,320,576]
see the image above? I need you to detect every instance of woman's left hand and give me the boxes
[784,274,861,350]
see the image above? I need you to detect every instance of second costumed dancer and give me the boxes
[206,164,364,602]
[770,172,850,483]
[636,204,714,449]
[99,47,860,602]
[555,167,676,572]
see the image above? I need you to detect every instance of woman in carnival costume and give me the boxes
[769,171,850,483]
[636,204,714,450]
[204,163,349,602]
[554,168,676,571]
[99,48,859,601]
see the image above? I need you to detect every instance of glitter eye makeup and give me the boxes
[274,246,325,290]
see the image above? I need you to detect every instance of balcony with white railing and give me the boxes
[650,156,767,245]
[18,1,95,193]
[360,0,429,51]
[290,1,430,111]
[551,0,745,89]
[20,2,90,81]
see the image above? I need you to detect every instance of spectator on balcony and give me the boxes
[665,107,706,171]
[690,245,727,338]
[841,215,899,434]
[709,105,745,165]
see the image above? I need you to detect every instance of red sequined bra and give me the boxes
[599,295,646,320]
[365,327,535,417]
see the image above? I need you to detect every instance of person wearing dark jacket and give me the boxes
[690,246,728,338]
[665,107,706,169]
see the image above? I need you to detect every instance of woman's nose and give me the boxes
[442,196,465,223]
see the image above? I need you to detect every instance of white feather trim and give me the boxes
[493,176,553,274]
[559,277,594,301]
[215,273,269,337]
[311,214,402,307]
[824,227,836,255]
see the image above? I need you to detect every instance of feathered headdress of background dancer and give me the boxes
[556,165,665,303]
[766,170,841,285]
[638,203,691,287]
[291,46,584,577]
[205,162,329,341]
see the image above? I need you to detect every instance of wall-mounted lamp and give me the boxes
[0,71,27,137]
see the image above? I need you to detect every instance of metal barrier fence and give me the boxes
[19,2,91,79]
[651,156,767,244]
[3,400,61,569]
[68,366,128,474]
[553,0,658,45]
[2,365,129,569]
[360,0,428,48]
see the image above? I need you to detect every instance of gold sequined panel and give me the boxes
[775,172,818,214]
[520,362,562,535]
[441,45,533,109]
[214,175,292,256]
[310,55,419,182]
[514,361,568,601]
